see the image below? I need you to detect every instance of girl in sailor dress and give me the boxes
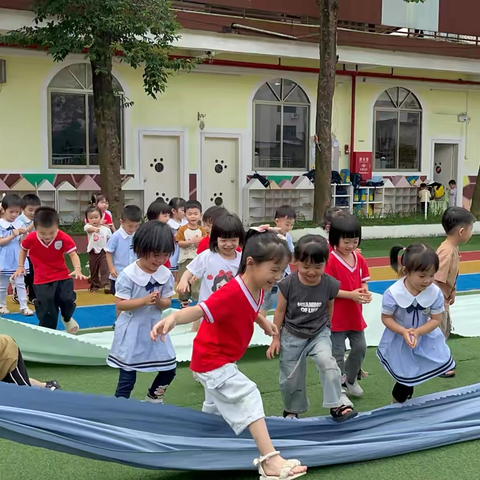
[377,244,454,404]
[107,221,177,403]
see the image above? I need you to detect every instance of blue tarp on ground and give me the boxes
[1,382,480,471]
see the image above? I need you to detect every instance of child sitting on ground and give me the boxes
[434,206,475,378]
[259,206,296,317]
[267,234,358,422]
[0,194,32,316]
[84,206,112,293]
[105,205,142,295]
[175,200,207,308]
[14,207,86,333]
[108,221,177,403]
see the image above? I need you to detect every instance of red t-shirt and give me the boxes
[21,231,77,285]
[197,236,242,255]
[164,259,171,269]
[324,251,370,332]
[190,276,264,373]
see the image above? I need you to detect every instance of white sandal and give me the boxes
[20,307,34,316]
[0,307,10,315]
[61,318,79,334]
[253,451,307,480]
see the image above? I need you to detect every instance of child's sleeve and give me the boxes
[278,274,292,300]
[382,290,397,315]
[21,232,34,251]
[61,233,77,254]
[434,246,450,284]
[286,234,294,253]
[160,274,175,298]
[196,237,209,254]
[105,232,117,253]
[360,255,370,283]
[114,272,133,300]
[187,250,208,278]
[198,282,233,324]
[431,288,446,315]
[176,226,186,242]
[328,276,341,300]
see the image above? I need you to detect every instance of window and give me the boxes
[253,79,310,170]
[48,63,124,167]
[374,87,422,171]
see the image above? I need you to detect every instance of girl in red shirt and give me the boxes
[151,229,307,480]
[90,194,115,232]
[325,214,372,399]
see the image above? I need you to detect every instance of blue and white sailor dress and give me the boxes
[107,261,176,372]
[377,278,454,386]
[0,219,29,276]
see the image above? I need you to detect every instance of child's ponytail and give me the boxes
[90,193,98,206]
[390,245,405,274]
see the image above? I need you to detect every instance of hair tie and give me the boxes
[277,233,286,241]
[403,247,406,251]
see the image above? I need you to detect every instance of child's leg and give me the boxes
[177,261,191,307]
[56,279,77,323]
[98,251,110,290]
[279,330,309,416]
[34,282,60,329]
[345,331,366,385]
[88,251,101,290]
[13,275,28,311]
[0,275,9,309]
[330,331,347,375]
[115,369,137,398]
[2,349,31,386]
[25,259,36,303]
[392,382,414,403]
[145,368,176,403]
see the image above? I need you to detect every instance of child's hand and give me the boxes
[266,337,281,359]
[176,279,190,294]
[449,292,456,305]
[70,269,87,281]
[402,328,417,349]
[109,267,118,278]
[191,236,202,245]
[350,288,371,305]
[189,276,198,285]
[18,227,26,235]
[263,322,278,337]
[144,291,159,306]
[355,248,362,254]
[12,229,20,237]
[13,267,25,279]
[151,315,176,342]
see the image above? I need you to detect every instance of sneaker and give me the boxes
[104,285,111,294]
[144,392,164,404]
[20,307,34,316]
[0,307,10,315]
[345,380,364,398]
[45,380,62,391]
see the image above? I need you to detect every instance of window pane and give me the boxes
[254,104,281,169]
[375,110,398,170]
[88,95,123,166]
[398,88,410,107]
[398,111,421,170]
[282,106,308,169]
[268,80,282,100]
[387,87,399,106]
[51,93,87,166]
[254,83,278,101]
[49,68,83,89]
[402,93,421,110]
[375,91,395,108]
[283,80,309,103]
[68,64,87,89]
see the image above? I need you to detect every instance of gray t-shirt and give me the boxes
[278,271,340,339]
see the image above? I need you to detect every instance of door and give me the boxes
[201,136,239,212]
[141,134,181,207]
[433,143,458,188]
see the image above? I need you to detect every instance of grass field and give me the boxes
[2,336,480,480]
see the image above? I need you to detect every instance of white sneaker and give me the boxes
[20,307,34,316]
[345,380,364,398]
[0,307,10,315]
[144,393,164,404]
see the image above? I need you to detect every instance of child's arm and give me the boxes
[255,314,277,336]
[0,230,20,246]
[13,248,28,278]
[151,305,204,342]
[327,299,334,320]
[177,269,194,293]
[266,292,287,359]
[105,251,117,278]
[85,226,100,234]
[156,297,171,310]
[414,313,442,337]
[117,291,159,311]
[382,313,416,348]
[68,251,87,280]
[337,288,371,304]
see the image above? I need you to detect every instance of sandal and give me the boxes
[439,369,456,378]
[254,451,307,480]
[45,380,62,391]
[330,405,358,423]
[0,306,10,315]
[20,307,34,316]
[283,411,299,419]
[61,318,79,334]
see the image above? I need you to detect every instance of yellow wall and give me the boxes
[0,51,479,178]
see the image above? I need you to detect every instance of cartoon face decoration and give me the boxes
[435,161,442,175]
[212,270,234,292]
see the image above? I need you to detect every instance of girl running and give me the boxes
[325,213,371,398]
[378,244,454,403]
[108,221,176,403]
[176,213,245,332]
[151,229,308,480]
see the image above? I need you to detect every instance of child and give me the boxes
[107,221,177,403]
[151,229,307,479]
[321,206,345,238]
[259,206,296,317]
[419,183,431,214]
[147,200,171,223]
[0,334,61,390]
[325,213,371,398]
[84,206,112,293]
[448,180,457,206]
[13,193,41,306]
[378,244,454,403]
[434,206,475,378]
[177,213,245,332]
[0,194,32,316]
[14,207,86,333]
[196,206,227,255]
[165,198,187,274]
[175,200,207,308]
[267,235,358,422]
[105,205,142,295]
[91,193,114,231]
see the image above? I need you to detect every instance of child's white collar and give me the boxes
[123,261,171,286]
[0,218,22,229]
[118,226,132,239]
[389,278,439,308]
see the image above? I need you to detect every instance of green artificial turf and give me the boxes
[2,337,480,480]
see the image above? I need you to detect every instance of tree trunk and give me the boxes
[91,53,123,226]
[314,0,339,224]
[471,174,480,219]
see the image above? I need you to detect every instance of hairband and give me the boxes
[249,226,286,241]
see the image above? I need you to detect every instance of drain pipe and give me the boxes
[350,72,357,172]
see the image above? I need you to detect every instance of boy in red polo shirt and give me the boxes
[14,207,87,334]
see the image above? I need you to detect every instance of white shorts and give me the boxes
[193,363,265,435]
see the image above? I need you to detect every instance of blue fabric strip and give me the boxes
[1,382,480,471]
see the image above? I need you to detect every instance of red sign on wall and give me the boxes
[353,152,373,180]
